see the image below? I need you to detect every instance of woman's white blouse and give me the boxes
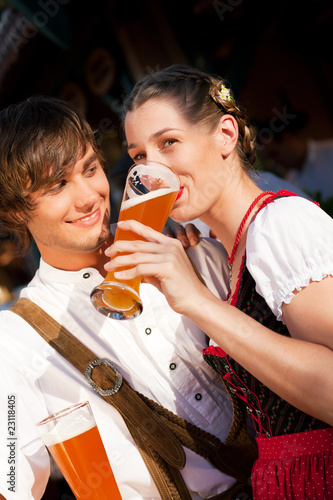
[246,196,333,322]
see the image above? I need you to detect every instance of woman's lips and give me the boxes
[176,186,184,201]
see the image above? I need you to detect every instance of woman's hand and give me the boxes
[105,219,209,314]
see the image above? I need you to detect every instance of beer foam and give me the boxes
[122,187,177,211]
[40,410,96,446]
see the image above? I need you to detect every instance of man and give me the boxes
[0,97,253,499]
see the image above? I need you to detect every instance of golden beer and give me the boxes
[37,402,122,500]
[90,162,180,320]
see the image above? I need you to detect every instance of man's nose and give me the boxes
[74,181,99,208]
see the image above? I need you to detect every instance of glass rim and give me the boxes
[36,400,90,427]
[127,160,180,182]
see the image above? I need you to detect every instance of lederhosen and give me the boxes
[203,193,333,499]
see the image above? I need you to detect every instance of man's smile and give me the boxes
[67,208,101,226]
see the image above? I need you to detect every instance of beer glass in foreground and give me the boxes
[90,161,180,320]
[36,401,122,500]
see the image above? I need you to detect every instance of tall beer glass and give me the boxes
[36,401,122,500]
[90,161,180,320]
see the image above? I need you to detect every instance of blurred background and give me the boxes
[0,0,333,495]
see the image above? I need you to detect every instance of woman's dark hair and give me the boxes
[0,96,104,254]
[122,64,256,169]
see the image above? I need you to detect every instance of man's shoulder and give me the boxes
[0,306,39,361]
[0,306,26,325]
[186,237,229,300]
[186,236,227,259]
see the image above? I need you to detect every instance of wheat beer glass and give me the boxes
[36,401,122,500]
[90,161,180,320]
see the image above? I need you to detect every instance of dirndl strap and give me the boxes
[252,427,333,499]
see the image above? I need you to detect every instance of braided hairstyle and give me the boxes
[122,65,256,169]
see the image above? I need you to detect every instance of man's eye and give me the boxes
[49,180,66,193]
[85,165,98,175]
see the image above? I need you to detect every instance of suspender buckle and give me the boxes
[85,358,123,396]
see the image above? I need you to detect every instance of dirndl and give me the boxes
[252,427,333,499]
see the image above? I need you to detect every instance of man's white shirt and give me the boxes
[0,237,236,499]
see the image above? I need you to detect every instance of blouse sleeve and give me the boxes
[246,196,333,322]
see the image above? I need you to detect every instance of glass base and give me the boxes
[90,281,143,320]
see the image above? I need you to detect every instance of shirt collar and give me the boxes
[38,258,102,285]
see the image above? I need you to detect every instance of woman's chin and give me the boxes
[169,207,196,224]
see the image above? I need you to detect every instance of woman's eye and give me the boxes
[132,153,146,162]
[131,140,177,162]
[163,139,177,148]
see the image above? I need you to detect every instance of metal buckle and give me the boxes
[85,359,123,396]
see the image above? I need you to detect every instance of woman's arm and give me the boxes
[282,277,333,349]
[107,220,333,425]
[189,279,333,426]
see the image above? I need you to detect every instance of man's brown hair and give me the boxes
[0,96,104,254]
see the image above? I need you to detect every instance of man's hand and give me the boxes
[163,223,202,248]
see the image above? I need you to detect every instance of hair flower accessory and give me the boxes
[218,84,235,103]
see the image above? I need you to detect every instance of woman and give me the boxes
[106,65,333,499]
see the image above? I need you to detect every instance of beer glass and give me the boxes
[90,161,180,320]
[36,401,122,500]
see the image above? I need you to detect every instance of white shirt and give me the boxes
[247,196,333,321]
[286,139,333,201]
[0,238,236,500]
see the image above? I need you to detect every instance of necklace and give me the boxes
[227,191,276,289]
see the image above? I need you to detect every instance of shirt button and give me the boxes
[83,273,90,279]
[169,363,177,370]
[145,328,152,335]
[195,393,202,401]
